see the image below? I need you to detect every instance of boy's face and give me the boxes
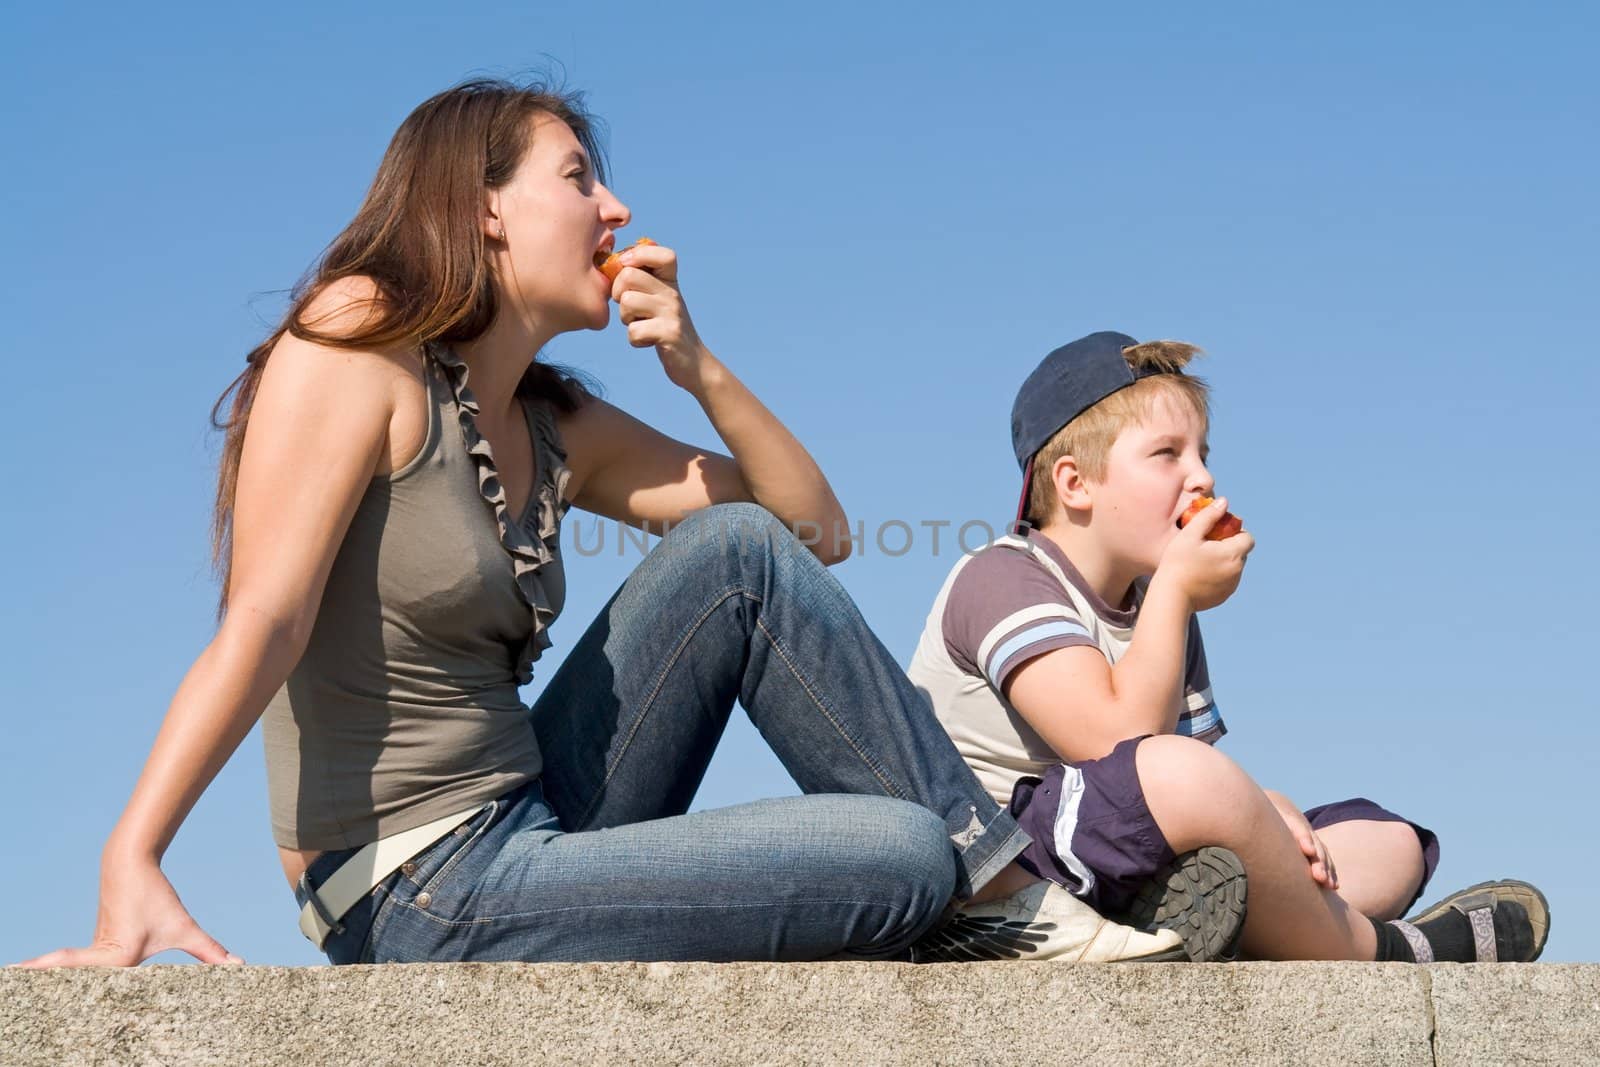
[1083,394,1214,576]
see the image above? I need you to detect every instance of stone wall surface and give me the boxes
[3,962,1596,1066]
[1431,965,1600,1065]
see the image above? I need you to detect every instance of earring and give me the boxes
[497,224,506,240]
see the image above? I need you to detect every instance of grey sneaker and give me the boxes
[1111,846,1249,963]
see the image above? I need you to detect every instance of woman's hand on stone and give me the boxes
[10,857,243,968]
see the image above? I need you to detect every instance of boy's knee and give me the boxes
[1134,734,1243,788]
[1352,818,1428,867]
[1134,735,1264,838]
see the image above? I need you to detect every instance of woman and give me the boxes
[18,79,1237,967]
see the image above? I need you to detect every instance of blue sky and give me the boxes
[3,2,1596,966]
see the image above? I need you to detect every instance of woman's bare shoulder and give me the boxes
[257,276,428,475]
[260,279,424,411]
[278,275,420,368]
[229,278,423,630]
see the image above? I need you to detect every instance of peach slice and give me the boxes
[596,237,658,281]
[1178,496,1244,540]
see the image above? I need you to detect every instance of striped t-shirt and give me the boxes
[907,528,1223,805]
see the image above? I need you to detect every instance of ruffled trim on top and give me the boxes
[427,341,573,685]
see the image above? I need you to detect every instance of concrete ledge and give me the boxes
[4,962,1597,1065]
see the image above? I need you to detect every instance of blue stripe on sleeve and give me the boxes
[1176,704,1222,737]
[985,620,1091,686]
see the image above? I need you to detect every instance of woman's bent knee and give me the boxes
[670,501,784,545]
[659,503,805,575]
[887,801,958,898]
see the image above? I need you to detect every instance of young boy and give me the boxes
[908,331,1549,963]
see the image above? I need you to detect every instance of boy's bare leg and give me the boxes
[1134,736,1378,960]
[1314,820,1426,920]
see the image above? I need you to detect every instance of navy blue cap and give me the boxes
[1010,331,1181,525]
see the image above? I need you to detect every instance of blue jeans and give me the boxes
[294,503,1026,963]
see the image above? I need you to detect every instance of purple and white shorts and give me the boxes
[1008,736,1441,915]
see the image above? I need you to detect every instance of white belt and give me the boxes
[298,802,489,949]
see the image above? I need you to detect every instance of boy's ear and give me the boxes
[1050,455,1094,514]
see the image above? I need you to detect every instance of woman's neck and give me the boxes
[454,309,556,425]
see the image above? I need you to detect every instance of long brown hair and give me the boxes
[208,78,607,619]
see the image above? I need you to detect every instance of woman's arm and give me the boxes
[15,283,407,967]
[563,241,851,563]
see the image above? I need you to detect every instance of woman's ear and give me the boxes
[483,191,506,242]
[1051,455,1093,515]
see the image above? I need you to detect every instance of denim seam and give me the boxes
[401,809,489,887]
[349,882,397,964]
[389,896,915,930]
[402,835,456,889]
[362,808,499,956]
[416,801,500,898]
[357,885,401,964]
[574,584,757,829]
[368,799,499,959]
[388,905,497,930]
[753,617,906,799]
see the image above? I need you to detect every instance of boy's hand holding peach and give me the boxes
[1157,496,1255,612]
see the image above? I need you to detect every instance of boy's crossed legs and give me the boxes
[1138,736,1412,959]
[1011,734,1545,962]
[1308,812,1427,920]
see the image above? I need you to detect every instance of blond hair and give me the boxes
[1023,341,1210,528]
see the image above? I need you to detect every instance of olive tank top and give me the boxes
[261,342,571,850]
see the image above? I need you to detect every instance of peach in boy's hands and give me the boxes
[1178,496,1244,540]
[1158,497,1255,612]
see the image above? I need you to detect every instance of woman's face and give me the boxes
[490,112,631,333]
